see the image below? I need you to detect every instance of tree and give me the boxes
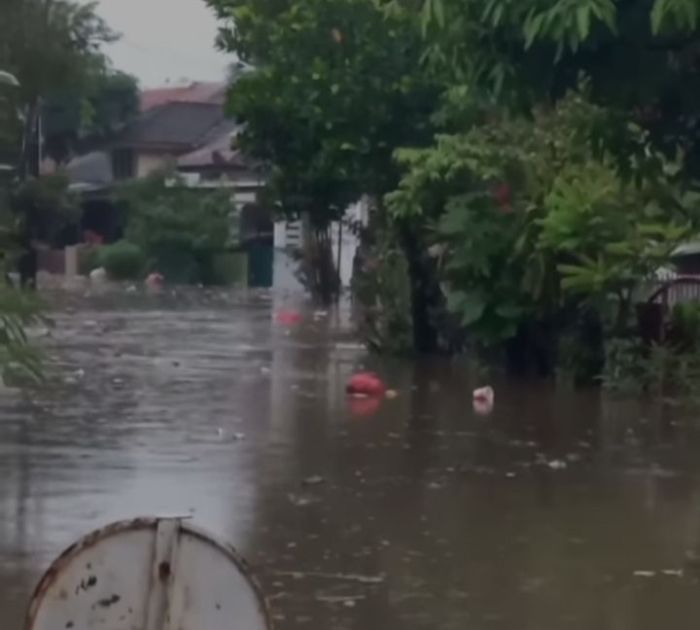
[0,75,22,171]
[118,171,237,285]
[0,0,116,103]
[207,0,441,304]
[44,70,140,165]
[0,1,121,382]
[0,0,122,288]
[385,0,700,370]
[0,0,119,175]
[417,0,700,174]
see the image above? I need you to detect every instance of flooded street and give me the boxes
[2,290,700,629]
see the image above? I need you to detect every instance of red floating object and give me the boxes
[276,310,302,326]
[347,372,386,397]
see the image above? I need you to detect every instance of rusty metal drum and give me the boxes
[25,517,272,630]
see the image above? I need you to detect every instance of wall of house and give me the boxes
[137,153,170,178]
[272,199,369,289]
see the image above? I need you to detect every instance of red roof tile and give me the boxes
[140,81,227,112]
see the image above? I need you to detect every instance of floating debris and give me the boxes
[315,595,365,606]
[347,372,386,397]
[335,341,365,351]
[548,459,568,471]
[287,493,319,507]
[273,570,385,584]
[633,570,656,578]
[473,386,494,416]
[276,310,302,326]
[302,475,326,487]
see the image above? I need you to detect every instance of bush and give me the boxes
[210,252,248,286]
[78,245,101,276]
[352,227,414,354]
[602,336,700,400]
[118,172,235,285]
[99,240,145,280]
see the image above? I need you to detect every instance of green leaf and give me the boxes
[496,303,523,319]
[523,12,544,49]
[447,290,486,325]
[421,0,432,34]
[576,7,590,40]
[650,0,667,34]
[492,3,504,26]
[433,0,445,28]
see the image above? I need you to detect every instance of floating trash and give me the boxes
[347,372,386,397]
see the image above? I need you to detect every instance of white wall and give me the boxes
[137,153,169,177]
[272,198,369,289]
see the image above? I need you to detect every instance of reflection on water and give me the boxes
[2,289,700,629]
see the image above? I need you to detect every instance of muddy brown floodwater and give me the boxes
[2,289,700,629]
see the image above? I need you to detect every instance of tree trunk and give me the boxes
[298,215,340,304]
[398,220,440,354]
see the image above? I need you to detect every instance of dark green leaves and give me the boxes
[651,0,699,34]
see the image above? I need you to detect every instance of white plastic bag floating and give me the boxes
[472,386,495,416]
[25,517,272,630]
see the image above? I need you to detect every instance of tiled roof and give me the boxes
[112,102,227,152]
[140,82,226,112]
[177,123,255,170]
[66,151,112,186]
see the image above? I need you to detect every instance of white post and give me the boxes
[64,245,78,278]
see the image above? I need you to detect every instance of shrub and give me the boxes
[118,172,236,285]
[99,240,145,280]
[78,245,101,276]
[352,226,414,354]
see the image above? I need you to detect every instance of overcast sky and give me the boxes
[89,0,229,87]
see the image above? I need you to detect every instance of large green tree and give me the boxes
[0,0,122,173]
[0,0,124,382]
[207,0,441,304]
[43,69,139,165]
[417,0,700,173]
[381,0,700,369]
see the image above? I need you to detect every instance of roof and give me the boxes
[672,242,700,258]
[112,102,227,152]
[66,151,112,186]
[141,82,226,112]
[177,123,256,171]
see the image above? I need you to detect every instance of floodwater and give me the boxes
[2,289,700,629]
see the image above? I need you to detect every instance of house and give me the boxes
[140,81,227,112]
[68,81,231,187]
[63,82,278,287]
[65,79,364,290]
[65,99,241,244]
[109,101,235,181]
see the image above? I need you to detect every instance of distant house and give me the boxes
[64,80,364,290]
[65,98,244,245]
[109,101,235,180]
[68,81,232,189]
